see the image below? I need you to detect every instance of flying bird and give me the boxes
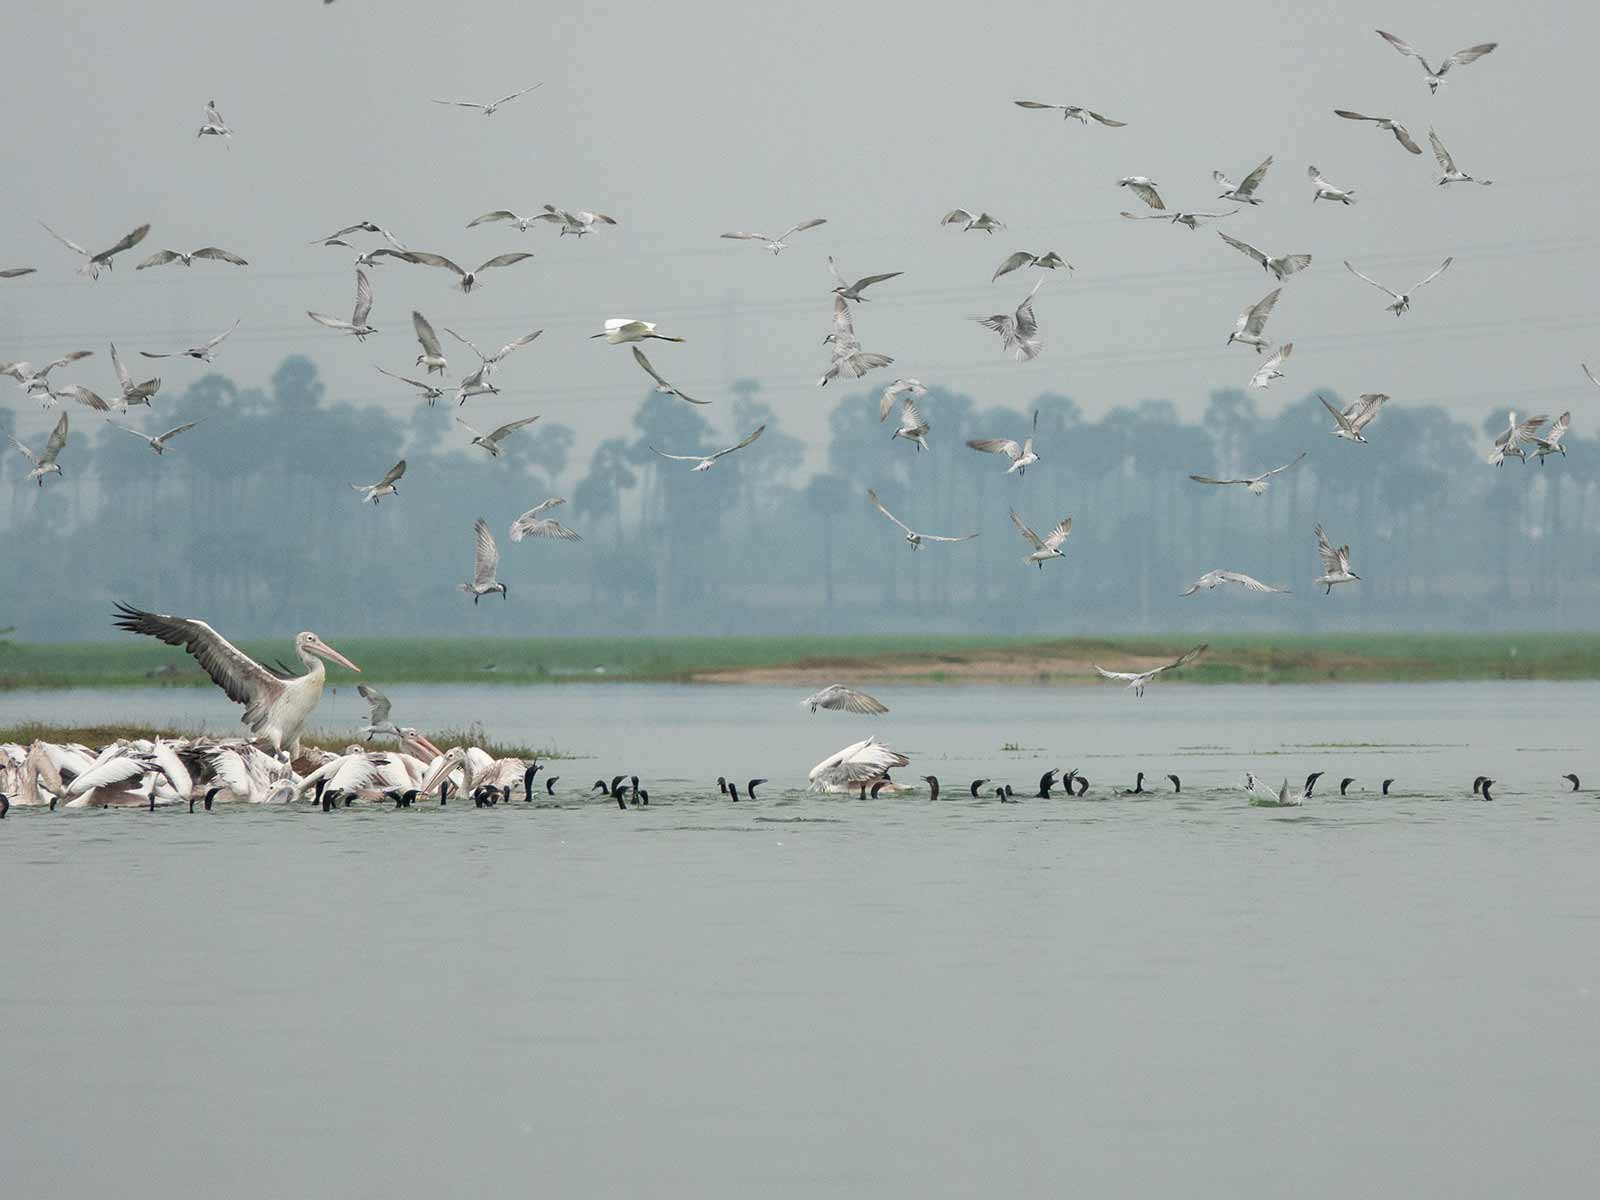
[110,343,160,406]
[1528,412,1571,464]
[351,459,405,504]
[820,295,894,385]
[1314,524,1360,592]
[7,413,68,485]
[2,350,94,395]
[445,326,542,381]
[802,686,889,715]
[719,218,826,254]
[867,488,977,551]
[992,249,1071,282]
[412,311,447,375]
[1344,258,1453,317]
[1189,451,1305,494]
[1307,166,1357,204]
[1181,570,1291,596]
[940,209,1005,233]
[197,100,231,139]
[1013,100,1126,126]
[509,497,580,542]
[879,377,927,422]
[135,246,248,269]
[112,419,202,455]
[1219,232,1312,281]
[1009,510,1072,568]
[650,425,765,472]
[1320,392,1387,444]
[1376,30,1497,94]
[628,345,705,405]
[46,384,112,412]
[1428,128,1492,186]
[1,266,35,278]
[309,221,382,246]
[1487,411,1548,466]
[591,318,685,344]
[1120,207,1239,231]
[1214,156,1274,204]
[468,210,548,233]
[461,519,508,603]
[975,279,1044,361]
[1227,288,1282,352]
[1118,177,1165,210]
[891,395,930,451]
[431,83,543,115]
[406,251,533,293]
[1332,110,1423,154]
[1249,343,1293,390]
[968,409,1040,475]
[374,366,445,405]
[533,206,618,237]
[357,685,401,741]
[111,604,360,752]
[307,269,376,339]
[38,220,150,279]
[1093,644,1208,698]
[457,414,539,458]
[828,256,902,302]
[140,320,241,362]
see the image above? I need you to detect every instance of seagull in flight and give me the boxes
[1189,451,1305,494]
[968,409,1040,475]
[38,220,150,279]
[1344,257,1452,316]
[1219,232,1312,281]
[509,497,581,542]
[7,413,68,485]
[891,395,930,451]
[1214,155,1273,205]
[1314,524,1359,592]
[651,425,765,472]
[1094,644,1208,698]
[1182,570,1291,596]
[867,488,977,551]
[720,218,826,254]
[112,419,202,455]
[197,100,231,139]
[1307,165,1357,205]
[632,346,707,405]
[351,459,405,504]
[308,269,376,339]
[1013,100,1126,126]
[136,246,248,270]
[310,221,383,246]
[374,367,445,406]
[405,250,533,293]
[457,414,539,458]
[1009,510,1072,568]
[1376,30,1497,94]
[432,82,542,115]
[1227,288,1282,352]
[1249,343,1293,390]
[802,685,889,715]
[828,256,902,302]
[940,209,1005,233]
[1320,392,1387,444]
[879,377,927,422]
[991,250,1071,282]
[461,519,508,603]
[1332,110,1423,155]
[592,318,685,345]
[976,279,1043,360]
[141,320,240,363]
[1429,129,1492,185]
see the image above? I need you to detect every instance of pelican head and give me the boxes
[296,631,361,672]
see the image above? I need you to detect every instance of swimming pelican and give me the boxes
[460,519,508,603]
[351,459,405,504]
[7,413,68,485]
[1189,451,1305,495]
[1013,100,1126,126]
[141,320,241,363]
[508,497,581,542]
[808,735,909,792]
[867,488,977,551]
[968,409,1039,475]
[992,250,1071,281]
[1249,343,1292,390]
[1344,257,1453,316]
[976,280,1044,360]
[1376,30,1497,94]
[1314,524,1360,592]
[632,346,708,405]
[591,318,685,344]
[719,217,826,254]
[651,425,764,472]
[111,419,202,455]
[801,686,889,715]
[457,414,539,457]
[38,219,150,279]
[111,605,360,753]
[1093,644,1208,698]
[1226,288,1282,351]
[406,251,534,293]
[1332,110,1423,154]
[1320,392,1387,444]
[941,209,1005,233]
[431,82,543,115]
[136,246,248,270]
[1181,570,1291,596]
[1219,232,1312,281]
[1009,509,1072,568]
[1429,129,1492,185]
[1214,156,1274,204]
[308,269,376,339]
[1307,165,1357,204]
[828,257,903,302]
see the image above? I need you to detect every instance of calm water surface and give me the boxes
[2,682,1597,1196]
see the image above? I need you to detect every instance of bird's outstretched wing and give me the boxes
[710,425,765,460]
[1344,260,1399,300]
[867,488,914,536]
[1262,451,1307,479]
[778,218,826,240]
[413,311,443,357]
[377,459,406,488]
[110,603,285,719]
[472,519,500,586]
[1410,257,1454,292]
[632,346,708,404]
[358,684,392,725]
[1219,231,1266,266]
[967,438,1023,460]
[1009,510,1044,550]
[474,253,534,273]
[485,415,540,444]
[1428,129,1457,174]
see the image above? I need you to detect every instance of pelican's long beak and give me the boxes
[310,638,361,672]
[412,733,445,762]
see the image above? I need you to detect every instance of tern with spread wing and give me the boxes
[992,250,1071,281]
[632,346,707,405]
[1345,258,1452,316]
[432,83,542,115]
[1430,129,1492,185]
[509,497,581,542]
[1249,343,1293,390]
[533,207,617,237]
[1220,232,1312,281]
[651,425,764,472]
[720,218,826,254]
[1333,110,1423,154]
[879,378,927,422]
[406,250,533,293]
[940,209,1005,233]
[197,100,231,139]
[1376,30,1496,94]
[1009,510,1072,568]
[820,295,894,385]
[113,419,202,455]
[110,343,160,406]
[1320,393,1387,444]
[351,459,405,504]
[358,685,401,741]
[1014,100,1125,126]
[802,686,889,715]
[1227,288,1282,352]
[1182,570,1291,596]
[308,269,376,339]
[1118,177,1165,210]
[141,320,240,363]
[1094,644,1208,698]
[7,413,68,485]
[2,350,94,396]
[468,210,546,233]
[1189,451,1305,494]
[445,326,541,384]
[1214,156,1273,205]
[1314,524,1360,592]
[374,367,445,405]
[867,488,977,551]
[1308,165,1357,204]
[828,256,902,302]
[457,414,539,458]
[976,280,1043,360]
[1487,411,1548,466]
[1528,413,1571,464]
[461,519,508,603]
[136,246,248,270]
[968,409,1040,475]
[411,311,447,375]
[39,220,150,279]
[891,395,930,451]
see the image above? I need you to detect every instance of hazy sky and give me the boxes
[4,0,1594,471]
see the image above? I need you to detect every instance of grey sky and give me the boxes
[4,0,1593,471]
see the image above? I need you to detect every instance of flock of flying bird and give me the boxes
[1,26,1590,813]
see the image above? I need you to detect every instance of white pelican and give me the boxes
[1529,413,1571,464]
[828,256,903,302]
[1118,177,1165,210]
[940,209,1005,233]
[111,604,361,753]
[406,251,533,293]
[66,742,191,808]
[968,409,1040,475]
[351,459,405,504]
[136,246,248,269]
[411,311,447,375]
[1214,156,1273,204]
[1332,110,1423,155]
[992,250,1071,282]
[1314,524,1360,592]
[808,735,910,792]
[1376,30,1497,94]
[1307,166,1357,204]
[197,100,231,139]
[1245,773,1300,807]
[112,418,202,455]
[1487,412,1548,466]
[1009,509,1072,568]
[867,488,977,551]
[1182,570,1291,596]
[1344,257,1453,316]
[308,269,376,339]
[1093,644,1208,698]
[431,82,543,115]
[7,413,68,485]
[891,395,930,451]
[880,377,927,422]
[203,743,296,802]
[976,280,1043,361]
[651,424,765,472]
[461,519,508,603]
[1219,232,1312,281]
[720,217,826,254]
[140,320,241,363]
[457,414,539,457]
[110,343,160,406]
[802,686,889,715]
[592,318,685,345]
[375,367,445,405]
[1189,450,1305,494]
[1320,392,1387,444]
[509,497,581,542]
[1227,288,1282,352]
[632,346,707,405]
[38,219,150,279]
[1249,343,1292,390]
[1429,129,1492,185]
[820,296,894,385]
[1013,100,1126,126]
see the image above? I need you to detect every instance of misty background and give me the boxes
[3,0,1596,637]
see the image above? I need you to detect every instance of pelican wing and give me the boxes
[110,603,286,724]
[867,488,914,536]
[472,519,500,587]
[412,311,442,358]
[632,346,707,404]
[1344,260,1399,300]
